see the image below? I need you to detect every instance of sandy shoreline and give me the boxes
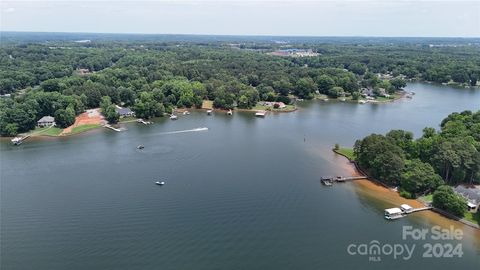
[334,152,480,241]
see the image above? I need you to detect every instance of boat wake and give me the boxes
[158,127,208,135]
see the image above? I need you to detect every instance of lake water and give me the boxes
[1,83,479,269]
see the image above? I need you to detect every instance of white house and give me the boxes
[37,116,56,127]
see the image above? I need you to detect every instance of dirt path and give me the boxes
[61,108,105,135]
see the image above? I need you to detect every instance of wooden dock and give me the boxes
[410,207,433,213]
[104,124,123,132]
[334,176,368,182]
[11,134,30,145]
[321,176,368,184]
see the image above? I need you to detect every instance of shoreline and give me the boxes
[332,149,480,230]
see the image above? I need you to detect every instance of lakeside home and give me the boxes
[37,116,56,127]
[116,107,135,118]
[454,185,480,213]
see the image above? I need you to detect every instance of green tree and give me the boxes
[400,159,444,197]
[105,105,119,124]
[432,185,467,217]
[390,77,407,90]
[54,107,75,128]
[316,75,335,94]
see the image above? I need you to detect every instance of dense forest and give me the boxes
[354,110,480,217]
[1,36,479,136]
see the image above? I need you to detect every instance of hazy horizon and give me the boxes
[1,1,479,38]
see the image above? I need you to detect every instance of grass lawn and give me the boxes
[23,126,63,137]
[419,194,434,203]
[39,127,63,136]
[119,116,137,122]
[335,147,355,160]
[70,124,101,135]
[375,96,395,102]
[251,103,296,112]
[464,212,480,225]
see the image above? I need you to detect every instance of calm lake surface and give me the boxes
[1,83,480,269]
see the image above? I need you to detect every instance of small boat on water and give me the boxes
[227,109,233,115]
[321,179,333,186]
[183,111,190,115]
[207,109,213,115]
[155,181,165,186]
[358,100,366,104]
[255,111,266,117]
[137,145,144,149]
[170,115,178,120]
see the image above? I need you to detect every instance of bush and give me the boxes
[399,190,414,199]
[432,185,467,217]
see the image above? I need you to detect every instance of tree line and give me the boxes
[0,41,478,136]
[353,110,480,217]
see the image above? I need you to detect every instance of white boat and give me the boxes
[358,100,367,104]
[400,204,413,214]
[11,137,23,145]
[137,144,144,149]
[384,208,404,220]
[183,111,190,115]
[227,109,233,115]
[207,109,213,115]
[155,181,165,185]
[170,115,178,120]
[255,111,266,117]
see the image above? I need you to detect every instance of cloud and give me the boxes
[4,7,15,13]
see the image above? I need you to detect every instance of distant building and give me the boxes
[77,68,91,76]
[116,107,135,117]
[268,49,319,57]
[37,116,56,127]
[454,185,480,213]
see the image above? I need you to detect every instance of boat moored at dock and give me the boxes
[11,137,24,145]
[400,204,413,214]
[384,208,404,220]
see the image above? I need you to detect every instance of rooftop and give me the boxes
[385,208,403,215]
[37,116,55,123]
[116,107,133,115]
[454,185,480,204]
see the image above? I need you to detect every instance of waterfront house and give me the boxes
[454,185,480,213]
[116,107,135,118]
[37,116,55,127]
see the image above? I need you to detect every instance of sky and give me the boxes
[1,0,479,37]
